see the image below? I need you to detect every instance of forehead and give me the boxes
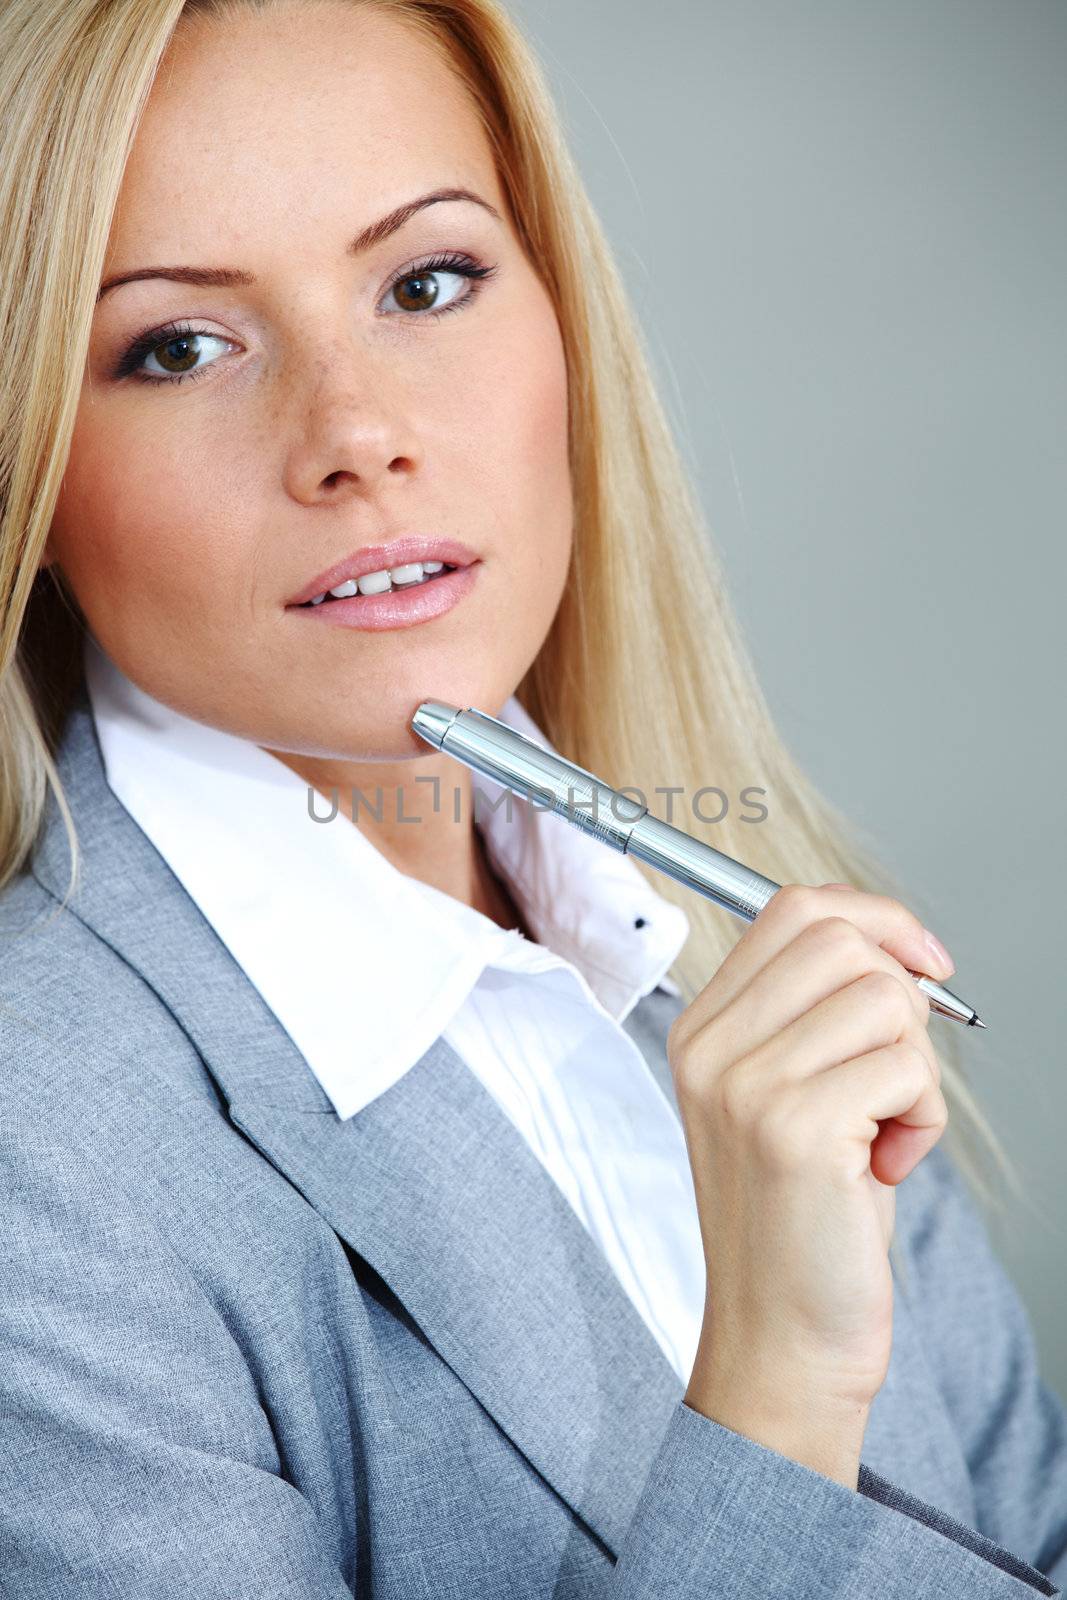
[107,3,495,261]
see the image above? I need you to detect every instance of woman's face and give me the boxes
[45,0,573,759]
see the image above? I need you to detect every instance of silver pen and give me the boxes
[411,700,985,1029]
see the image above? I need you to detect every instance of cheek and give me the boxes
[524,329,570,481]
[515,320,572,572]
[460,300,571,542]
[507,301,569,465]
[50,403,243,609]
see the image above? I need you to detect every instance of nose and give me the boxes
[286,423,418,505]
[281,342,422,499]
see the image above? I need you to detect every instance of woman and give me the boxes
[1,0,1064,1594]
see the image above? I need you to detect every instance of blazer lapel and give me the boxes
[31,681,687,1556]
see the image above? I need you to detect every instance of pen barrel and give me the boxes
[626,813,780,921]
[417,702,983,1029]
[443,710,646,851]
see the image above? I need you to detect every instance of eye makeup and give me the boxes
[108,249,500,385]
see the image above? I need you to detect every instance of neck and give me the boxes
[472,827,532,938]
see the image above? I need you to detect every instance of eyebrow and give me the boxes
[95,186,503,303]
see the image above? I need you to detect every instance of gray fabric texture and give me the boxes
[1,677,1065,1597]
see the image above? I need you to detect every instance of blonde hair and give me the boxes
[0,0,1018,1219]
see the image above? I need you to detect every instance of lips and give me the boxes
[286,536,481,608]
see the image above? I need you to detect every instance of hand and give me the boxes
[668,883,953,1441]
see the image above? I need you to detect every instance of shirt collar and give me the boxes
[82,632,688,1118]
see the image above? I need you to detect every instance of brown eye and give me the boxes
[151,333,202,375]
[379,254,496,320]
[117,322,232,385]
[391,272,441,313]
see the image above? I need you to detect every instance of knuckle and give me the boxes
[924,1078,950,1134]
[895,1039,942,1105]
[669,1033,703,1101]
[753,1091,810,1170]
[897,1038,929,1077]
[671,1019,731,1106]
[716,1060,758,1126]
[863,969,913,1024]
[859,968,900,1001]
[810,915,867,957]
[666,1015,687,1060]
[770,883,817,919]
[914,1039,942,1089]
[891,981,920,1030]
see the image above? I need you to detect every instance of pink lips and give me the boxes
[285,536,480,608]
[293,560,481,632]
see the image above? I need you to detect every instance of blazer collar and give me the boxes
[80,631,688,1120]
[31,676,688,1556]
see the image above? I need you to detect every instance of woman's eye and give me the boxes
[115,254,497,386]
[380,252,497,320]
[128,328,231,384]
[118,325,232,386]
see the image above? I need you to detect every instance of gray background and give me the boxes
[507,0,1067,1401]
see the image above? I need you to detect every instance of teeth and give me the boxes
[354,570,392,596]
[308,560,453,606]
[385,562,426,586]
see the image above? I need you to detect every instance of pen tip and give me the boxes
[971,1014,987,1029]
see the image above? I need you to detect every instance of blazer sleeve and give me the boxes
[5,1098,1063,1600]
[900,1142,1067,1589]
[0,1108,354,1600]
[610,1142,1065,1599]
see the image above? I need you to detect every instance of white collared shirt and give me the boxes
[83,632,706,1383]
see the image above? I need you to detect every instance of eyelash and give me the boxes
[113,250,499,387]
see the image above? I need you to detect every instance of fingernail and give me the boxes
[923,929,955,977]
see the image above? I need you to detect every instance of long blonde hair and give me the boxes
[0,0,1018,1214]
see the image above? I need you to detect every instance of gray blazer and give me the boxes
[2,676,1065,1598]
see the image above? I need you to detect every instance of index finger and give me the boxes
[693,882,950,1025]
